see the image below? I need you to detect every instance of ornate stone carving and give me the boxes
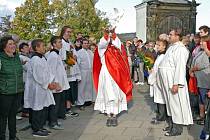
[135,0,198,41]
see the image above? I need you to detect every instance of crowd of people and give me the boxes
[0,26,97,139]
[125,25,210,138]
[0,24,210,140]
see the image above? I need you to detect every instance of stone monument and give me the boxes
[135,0,199,41]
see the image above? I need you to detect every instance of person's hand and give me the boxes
[48,83,57,90]
[171,85,179,94]
[103,27,109,34]
[189,70,195,77]
[110,26,116,33]
[55,83,62,92]
[191,65,199,71]
[22,60,28,65]
[189,71,195,77]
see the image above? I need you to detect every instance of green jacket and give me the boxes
[0,52,24,95]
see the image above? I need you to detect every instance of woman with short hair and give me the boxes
[0,36,24,140]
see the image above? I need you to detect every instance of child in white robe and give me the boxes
[24,39,60,137]
[47,36,70,130]
[148,39,168,124]
[19,42,30,118]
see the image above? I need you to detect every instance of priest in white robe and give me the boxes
[158,29,193,136]
[93,27,133,127]
[77,39,96,107]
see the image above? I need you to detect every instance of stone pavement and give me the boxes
[15,84,202,140]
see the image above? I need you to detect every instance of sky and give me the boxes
[0,0,209,33]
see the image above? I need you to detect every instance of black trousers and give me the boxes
[31,108,47,132]
[0,94,21,140]
[48,93,61,126]
[68,81,78,104]
[29,109,32,125]
[58,91,66,119]
[21,93,29,114]
[156,103,167,121]
[131,65,135,80]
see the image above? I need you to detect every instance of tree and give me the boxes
[50,0,78,35]
[51,0,109,40]
[10,0,109,42]
[72,0,109,40]
[11,0,52,41]
[0,15,12,36]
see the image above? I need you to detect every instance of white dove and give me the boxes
[109,8,124,28]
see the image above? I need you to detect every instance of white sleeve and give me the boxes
[112,36,122,50]
[22,62,29,72]
[98,37,110,49]
[19,55,29,72]
[47,53,59,82]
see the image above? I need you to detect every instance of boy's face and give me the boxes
[21,45,30,54]
[36,42,45,54]
[54,39,62,50]
[75,41,81,47]
[156,41,165,52]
